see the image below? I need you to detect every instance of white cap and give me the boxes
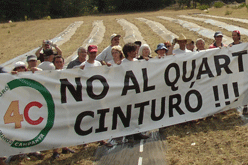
[14,61,26,69]
[110,34,121,41]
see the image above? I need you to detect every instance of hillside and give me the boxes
[1,5,248,165]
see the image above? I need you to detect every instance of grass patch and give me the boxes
[165,109,248,164]
[225,10,232,15]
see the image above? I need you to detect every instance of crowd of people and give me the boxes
[0,30,244,163]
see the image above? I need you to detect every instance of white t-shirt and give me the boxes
[79,60,102,68]
[95,45,114,62]
[108,60,122,66]
[121,58,138,63]
[173,48,191,55]
[38,61,55,70]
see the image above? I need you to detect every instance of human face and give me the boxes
[15,66,26,72]
[45,44,50,49]
[111,49,122,64]
[27,60,37,68]
[232,31,240,42]
[111,37,120,46]
[54,58,64,69]
[215,36,223,44]
[196,40,205,50]
[157,49,166,57]
[127,48,138,60]
[111,49,121,59]
[142,47,150,57]
[186,43,195,51]
[78,49,87,61]
[178,40,187,49]
[88,51,97,60]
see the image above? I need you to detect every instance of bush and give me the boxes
[198,5,209,10]
[238,3,246,8]
[225,10,232,15]
[43,16,51,20]
[214,1,225,8]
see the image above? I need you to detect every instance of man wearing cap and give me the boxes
[67,47,87,69]
[95,34,121,64]
[26,55,43,72]
[37,49,55,70]
[172,34,192,55]
[79,45,101,69]
[209,31,227,49]
[35,40,62,62]
[229,30,242,46]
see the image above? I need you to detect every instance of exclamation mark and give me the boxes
[233,82,239,102]
[223,84,230,105]
[213,86,220,107]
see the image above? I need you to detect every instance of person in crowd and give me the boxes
[137,44,152,60]
[134,41,142,58]
[53,55,64,70]
[122,42,149,141]
[122,42,139,63]
[79,45,102,69]
[37,49,55,70]
[78,45,113,147]
[209,31,227,49]
[35,40,62,62]
[229,30,242,46]
[155,43,168,58]
[186,40,195,52]
[95,34,121,64]
[67,47,87,69]
[172,34,192,55]
[27,55,38,69]
[52,55,75,158]
[195,38,206,51]
[227,30,246,115]
[108,45,124,65]
[11,61,28,74]
[26,55,43,72]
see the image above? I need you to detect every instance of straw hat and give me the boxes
[175,34,192,44]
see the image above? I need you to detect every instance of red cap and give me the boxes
[88,45,98,53]
[233,30,240,35]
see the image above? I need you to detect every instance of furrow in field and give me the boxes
[116,18,146,44]
[157,16,232,45]
[64,20,105,66]
[136,17,179,43]
[179,15,248,36]
[197,14,248,24]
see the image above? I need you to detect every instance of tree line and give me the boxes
[0,0,245,22]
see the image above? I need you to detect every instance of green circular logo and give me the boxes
[7,78,55,148]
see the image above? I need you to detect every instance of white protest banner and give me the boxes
[0,43,248,156]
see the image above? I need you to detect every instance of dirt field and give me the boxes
[1,5,248,165]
